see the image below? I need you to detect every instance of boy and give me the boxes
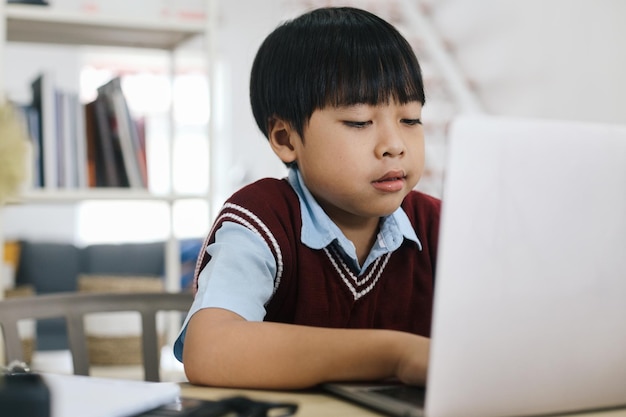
[175,6,440,390]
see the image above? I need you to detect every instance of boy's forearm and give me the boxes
[182,308,429,389]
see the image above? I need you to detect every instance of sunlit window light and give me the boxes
[173,73,210,125]
[77,201,170,245]
[173,130,210,194]
[173,199,211,239]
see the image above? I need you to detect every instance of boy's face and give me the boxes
[285,100,425,224]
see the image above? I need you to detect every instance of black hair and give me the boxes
[250,7,425,140]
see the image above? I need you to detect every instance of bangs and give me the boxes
[250,7,425,140]
[318,34,425,108]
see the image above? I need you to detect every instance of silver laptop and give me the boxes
[324,114,626,417]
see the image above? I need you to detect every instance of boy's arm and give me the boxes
[182,307,429,389]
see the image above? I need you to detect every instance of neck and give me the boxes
[335,217,380,266]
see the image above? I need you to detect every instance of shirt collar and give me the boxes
[287,167,422,267]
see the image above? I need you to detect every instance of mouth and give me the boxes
[371,170,407,192]
[373,170,406,182]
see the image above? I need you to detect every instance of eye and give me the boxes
[401,118,422,126]
[343,120,372,129]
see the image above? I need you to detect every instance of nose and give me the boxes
[375,125,405,158]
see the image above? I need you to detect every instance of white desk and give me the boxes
[180,383,626,417]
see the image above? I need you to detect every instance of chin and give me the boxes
[372,201,404,218]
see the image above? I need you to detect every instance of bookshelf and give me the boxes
[0,1,217,295]
[14,189,209,204]
[5,4,205,49]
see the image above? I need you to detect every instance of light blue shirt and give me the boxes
[173,167,421,361]
[290,167,421,272]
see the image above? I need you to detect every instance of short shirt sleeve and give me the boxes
[173,221,277,361]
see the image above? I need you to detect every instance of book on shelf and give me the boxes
[90,94,127,187]
[56,92,88,189]
[72,93,89,189]
[84,100,104,188]
[30,72,57,189]
[29,73,89,190]
[97,77,148,189]
[24,73,148,191]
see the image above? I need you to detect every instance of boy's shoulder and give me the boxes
[224,177,301,223]
[402,190,442,215]
[229,177,295,203]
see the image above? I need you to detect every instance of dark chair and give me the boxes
[0,292,192,382]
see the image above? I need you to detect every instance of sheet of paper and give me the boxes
[42,373,180,417]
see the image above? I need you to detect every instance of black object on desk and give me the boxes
[138,395,299,417]
[0,362,51,417]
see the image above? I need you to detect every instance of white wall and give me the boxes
[3,43,82,102]
[431,0,626,125]
[210,0,288,206]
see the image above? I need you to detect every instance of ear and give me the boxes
[267,117,299,165]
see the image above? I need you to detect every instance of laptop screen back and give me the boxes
[426,115,626,417]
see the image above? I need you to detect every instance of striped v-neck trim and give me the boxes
[323,245,392,300]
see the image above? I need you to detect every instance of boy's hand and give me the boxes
[394,335,430,386]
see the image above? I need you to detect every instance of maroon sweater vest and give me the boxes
[194,178,441,337]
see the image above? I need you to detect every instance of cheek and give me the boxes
[417,145,426,164]
[312,140,353,165]
[410,137,426,160]
[407,139,426,174]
